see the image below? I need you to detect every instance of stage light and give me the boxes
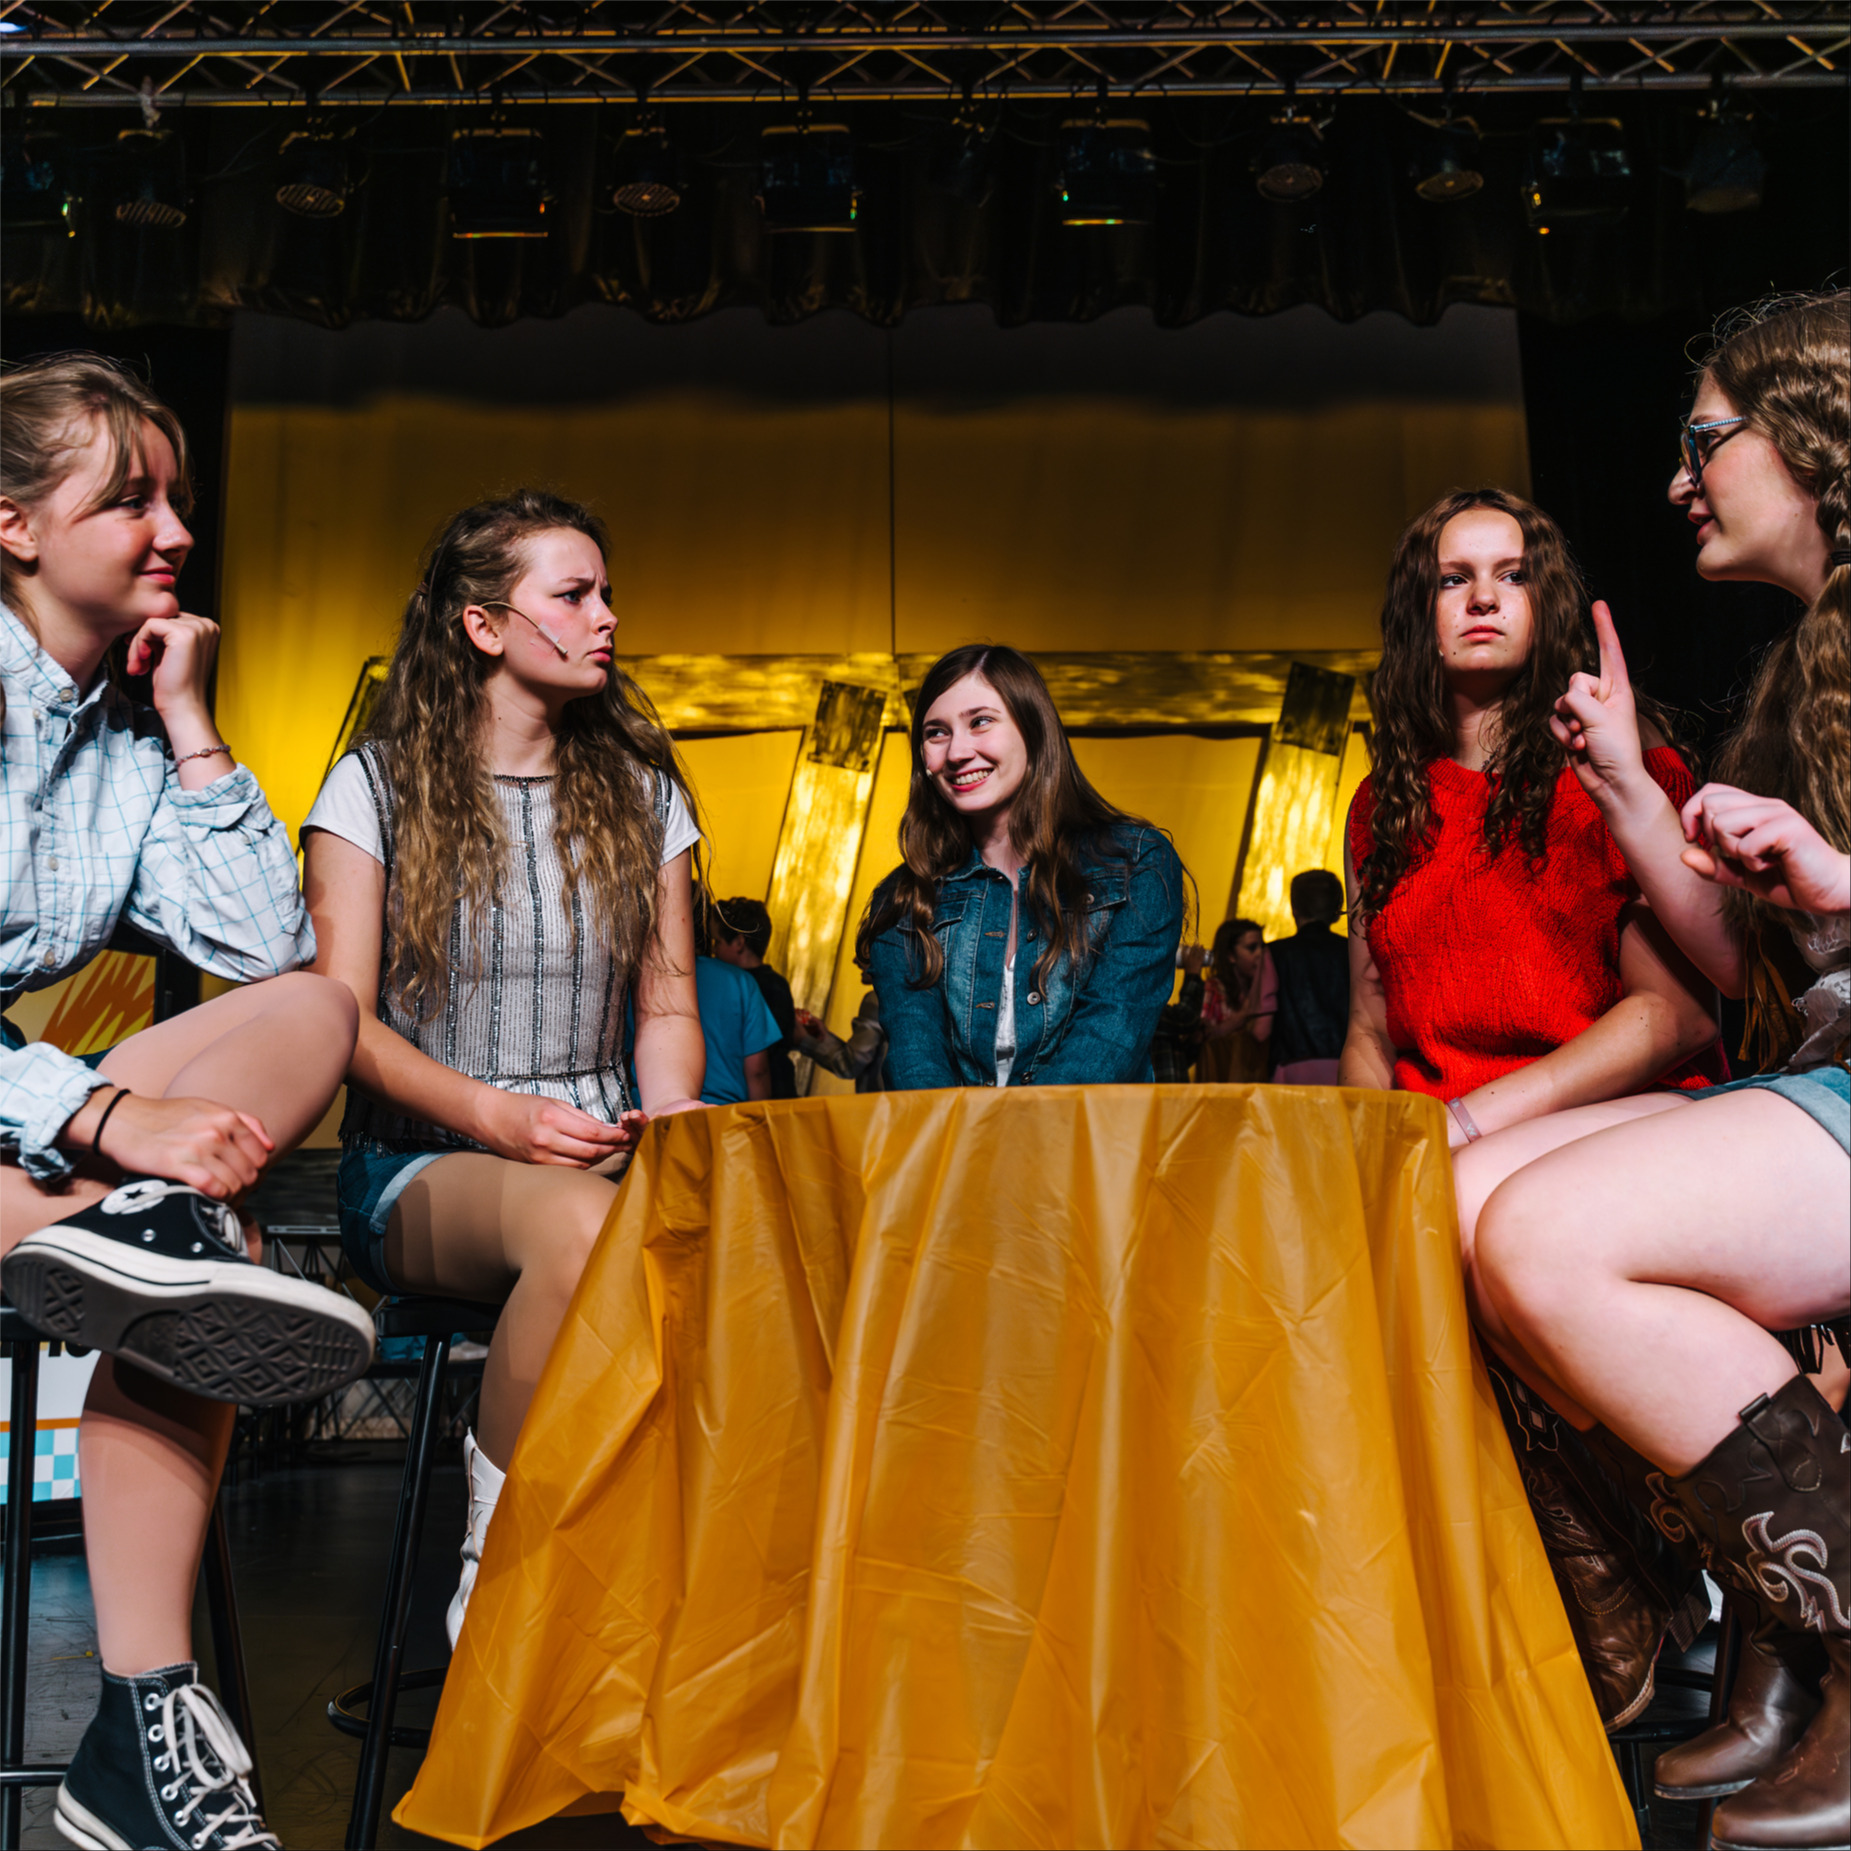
[112,127,188,229]
[276,127,350,219]
[448,125,551,239]
[1412,120,1484,202]
[611,111,681,217]
[756,122,858,233]
[1253,118,1325,204]
[1523,117,1631,231]
[926,105,996,208]
[1055,117,1156,226]
[1684,111,1765,214]
[1,129,77,235]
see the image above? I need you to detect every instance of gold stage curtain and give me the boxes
[395,1088,1636,1851]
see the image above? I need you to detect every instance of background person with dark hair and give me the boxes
[1267,870,1350,1085]
[712,895,798,1098]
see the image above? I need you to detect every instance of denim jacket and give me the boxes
[866,824,1186,1090]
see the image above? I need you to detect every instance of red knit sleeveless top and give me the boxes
[1347,748,1727,1099]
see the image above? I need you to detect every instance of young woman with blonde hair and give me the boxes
[1,354,371,1851]
[304,489,705,1646]
[1473,291,1850,1851]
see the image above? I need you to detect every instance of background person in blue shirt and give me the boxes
[858,644,1187,1090]
[695,925,784,1106]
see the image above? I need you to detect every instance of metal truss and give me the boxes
[1,2,1845,109]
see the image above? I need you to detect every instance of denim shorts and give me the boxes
[1694,1064,1849,1155]
[335,1143,454,1296]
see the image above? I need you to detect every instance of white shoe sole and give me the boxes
[4,1228,374,1406]
[53,1785,129,1850]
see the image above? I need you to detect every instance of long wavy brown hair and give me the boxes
[1358,487,1598,919]
[360,489,692,1019]
[0,353,193,724]
[1699,291,1851,1060]
[855,644,1175,994]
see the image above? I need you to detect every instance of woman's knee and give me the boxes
[262,970,360,1053]
[1473,1176,1584,1339]
[522,1180,616,1296]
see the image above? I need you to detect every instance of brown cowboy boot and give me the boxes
[1654,1597,1824,1801]
[1576,1425,1827,1800]
[1486,1359,1708,1730]
[1667,1375,1850,1851]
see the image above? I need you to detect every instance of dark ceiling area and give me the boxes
[1,4,1845,330]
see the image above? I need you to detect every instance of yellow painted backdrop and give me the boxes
[199,303,1528,1104]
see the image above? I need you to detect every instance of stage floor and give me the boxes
[8,1446,1722,1850]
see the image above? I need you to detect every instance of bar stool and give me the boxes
[0,1305,260,1851]
[328,1295,499,1851]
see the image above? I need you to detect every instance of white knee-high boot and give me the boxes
[446,1430,506,1649]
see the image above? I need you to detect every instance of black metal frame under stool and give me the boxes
[0,1304,261,1851]
[329,1295,500,1851]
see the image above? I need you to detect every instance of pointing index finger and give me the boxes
[1590,601,1629,701]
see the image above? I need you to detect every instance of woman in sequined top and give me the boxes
[303,489,706,1648]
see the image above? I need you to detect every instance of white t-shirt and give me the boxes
[303,753,701,869]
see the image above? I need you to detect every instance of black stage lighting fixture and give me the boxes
[1253,117,1325,203]
[1055,117,1156,226]
[757,122,858,233]
[1523,118,1631,232]
[927,109,996,208]
[1412,120,1484,202]
[1,129,78,235]
[113,127,188,229]
[612,111,681,217]
[276,127,350,219]
[449,125,551,239]
[1684,109,1766,214]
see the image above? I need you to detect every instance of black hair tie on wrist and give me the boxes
[91,1085,131,1160]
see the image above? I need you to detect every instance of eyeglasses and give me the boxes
[1679,415,1746,489]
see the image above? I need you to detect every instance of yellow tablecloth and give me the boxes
[396,1085,1637,1850]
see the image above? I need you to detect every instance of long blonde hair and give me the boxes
[0,352,193,720]
[1701,291,1851,1059]
[361,490,691,1019]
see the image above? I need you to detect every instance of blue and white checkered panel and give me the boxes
[0,1424,81,1502]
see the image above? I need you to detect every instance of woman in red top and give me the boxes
[1340,486,1726,1729]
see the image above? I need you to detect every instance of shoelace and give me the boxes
[146,1683,280,1851]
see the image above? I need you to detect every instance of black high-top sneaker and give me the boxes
[4,1177,373,1405]
[56,1662,279,1851]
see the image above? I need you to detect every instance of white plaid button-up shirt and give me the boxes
[1,604,315,1180]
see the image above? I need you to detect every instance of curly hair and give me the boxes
[1702,293,1851,910]
[1357,487,1597,919]
[360,489,693,1020]
[1694,291,1850,1065]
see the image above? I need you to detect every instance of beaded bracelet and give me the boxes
[174,742,232,766]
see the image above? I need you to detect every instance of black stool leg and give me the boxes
[2,1338,41,1851]
[1695,1596,1744,1851]
[201,1493,263,1813]
[346,1334,450,1851]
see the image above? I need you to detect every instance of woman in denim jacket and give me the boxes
[858,645,1186,1089]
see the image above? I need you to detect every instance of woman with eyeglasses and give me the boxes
[302,490,707,1651]
[1339,484,1728,1730]
[1468,291,1850,1851]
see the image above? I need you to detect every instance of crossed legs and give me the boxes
[0,971,357,1675]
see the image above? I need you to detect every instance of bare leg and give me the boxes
[382,1154,621,1467]
[1475,1088,1851,1474]
[0,972,356,1675]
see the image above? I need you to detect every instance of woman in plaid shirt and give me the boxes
[0,354,373,1851]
